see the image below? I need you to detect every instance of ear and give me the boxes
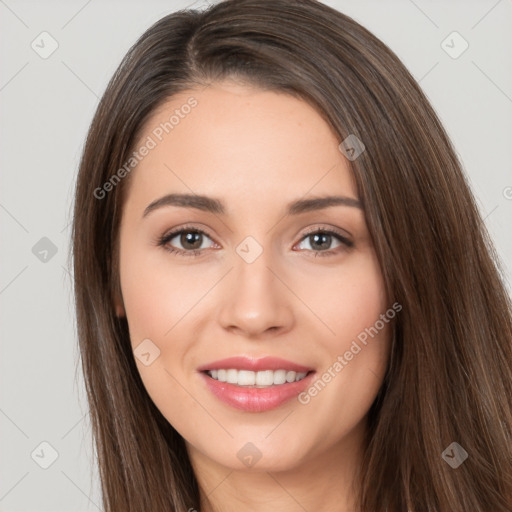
[114,301,126,317]
[113,289,126,317]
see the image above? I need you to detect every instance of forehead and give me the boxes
[126,81,358,212]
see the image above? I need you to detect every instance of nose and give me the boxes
[217,247,295,338]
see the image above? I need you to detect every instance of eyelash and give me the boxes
[156,224,354,258]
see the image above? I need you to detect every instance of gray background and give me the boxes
[1,0,511,510]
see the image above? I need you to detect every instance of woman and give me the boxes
[71,0,512,510]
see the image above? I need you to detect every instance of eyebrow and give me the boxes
[142,193,363,218]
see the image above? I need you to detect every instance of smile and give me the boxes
[197,356,316,412]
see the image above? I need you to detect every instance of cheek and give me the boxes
[118,245,204,435]
[297,250,391,412]
[301,248,388,344]
[119,243,208,344]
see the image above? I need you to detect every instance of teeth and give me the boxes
[273,369,287,385]
[206,369,308,387]
[256,370,274,386]
[227,369,238,384]
[238,370,255,386]
[286,371,296,383]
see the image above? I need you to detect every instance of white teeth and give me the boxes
[237,370,255,386]
[273,369,287,385]
[206,369,309,387]
[286,371,296,383]
[256,369,274,386]
[226,369,238,384]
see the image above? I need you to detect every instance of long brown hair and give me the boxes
[71,1,512,510]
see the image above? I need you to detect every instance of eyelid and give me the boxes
[299,224,352,241]
[159,223,216,242]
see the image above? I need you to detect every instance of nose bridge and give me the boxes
[235,243,275,295]
[217,238,294,335]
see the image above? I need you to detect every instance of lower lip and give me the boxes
[199,371,316,412]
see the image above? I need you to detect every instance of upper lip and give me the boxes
[197,356,314,373]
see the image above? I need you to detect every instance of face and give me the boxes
[116,80,392,475]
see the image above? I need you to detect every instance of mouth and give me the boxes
[197,356,316,412]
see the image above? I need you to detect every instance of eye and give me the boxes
[157,226,217,257]
[294,228,353,257]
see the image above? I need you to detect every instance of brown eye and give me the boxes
[175,231,204,250]
[305,232,336,251]
[158,228,216,257]
[295,229,353,256]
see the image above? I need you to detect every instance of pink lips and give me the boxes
[197,356,313,373]
[197,356,316,413]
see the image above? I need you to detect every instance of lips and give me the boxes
[197,356,316,412]
[197,356,314,373]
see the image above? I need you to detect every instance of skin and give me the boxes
[115,80,392,512]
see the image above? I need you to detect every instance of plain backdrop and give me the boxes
[1,0,511,510]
